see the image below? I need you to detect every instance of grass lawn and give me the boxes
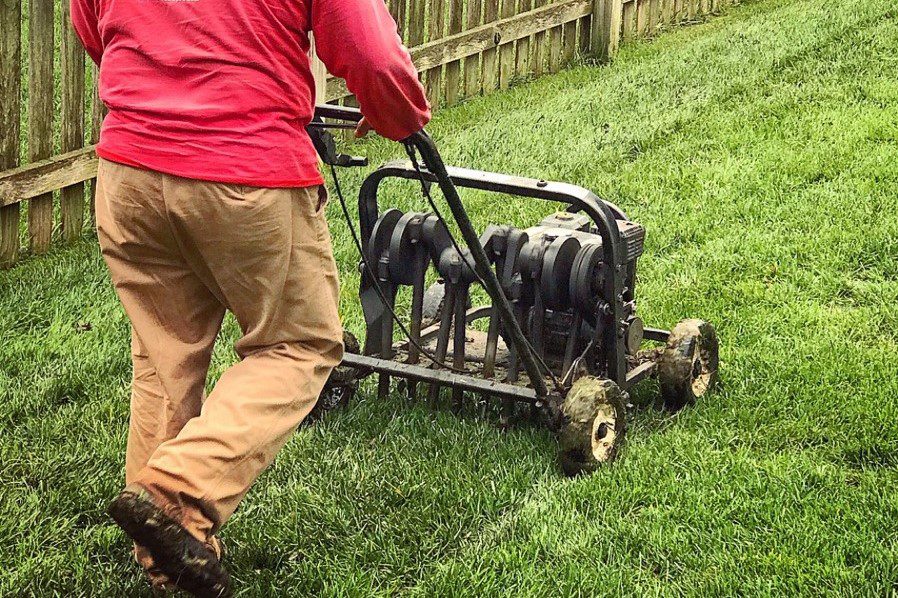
[3,0,898,594]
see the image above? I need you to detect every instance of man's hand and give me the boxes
[355,118,372,138]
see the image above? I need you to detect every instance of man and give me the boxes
[70,0,430,595]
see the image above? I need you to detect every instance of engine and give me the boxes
[362,209,646,379]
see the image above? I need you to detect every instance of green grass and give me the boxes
[3,0,898,594]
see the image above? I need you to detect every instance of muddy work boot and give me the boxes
[109,485,232,598]
[136,536,227,594]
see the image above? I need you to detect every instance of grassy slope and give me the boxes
[2,0,898,594]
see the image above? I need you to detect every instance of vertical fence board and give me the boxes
[28,0,54,254]
[648,0,658,35]
[549,22,562,73]
[407,0,425,46]
[547,0,561,73]
[592,0,623,60]
[480,0,499,94]
[562,17,577,65]
[443,0,464,105]
[578,12,592,56]
[463,0,483,98]
[531,0,548,76]
[60,4,86,242]
[516,0,533,79]
[621,1,635,42]
[498,0,517,89]
[425,0,446,108]
[636,0,647,35]
[394,0,407,41]
[0,0,22,267]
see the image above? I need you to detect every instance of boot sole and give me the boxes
[109,490,232,598]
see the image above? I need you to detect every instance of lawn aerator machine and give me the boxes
[307,104,719,476]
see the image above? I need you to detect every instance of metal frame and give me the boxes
[311,104,669,411]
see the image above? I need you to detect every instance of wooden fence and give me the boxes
[0,0,736,269]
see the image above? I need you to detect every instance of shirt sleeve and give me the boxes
[311,0,431,141]
[70,0,103,66]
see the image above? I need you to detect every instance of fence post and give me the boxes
[591,0,623,61]
[0,0,22,268]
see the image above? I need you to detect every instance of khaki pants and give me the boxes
[95,159,343,542]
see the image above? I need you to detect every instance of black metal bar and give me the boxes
[451,285,469,410]
[624,361,657,388]
[378,282,395,401]
[563,312,582,374]
[314,104,364,122]
[341,353,539,402]
[532,296,545,362]
[407,249,427,400]
[643,327,671,343]
[483,304,500,378]
[507,303,522,384]
[429,282,457,403]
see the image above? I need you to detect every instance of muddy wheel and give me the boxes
[422,280,447,326]
[658,319,719,411]
[307,330,362,423]
[558,377,627,477]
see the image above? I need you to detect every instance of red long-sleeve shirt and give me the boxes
[70,0,430,187]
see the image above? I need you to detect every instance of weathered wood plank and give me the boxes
[621,0,635,40]
[444,0,464,105]
[463,0,483,98]
[60,3,86,243]
[652,0,662,33]
[548,22,562,73]
[425,0,446,108]
[28,0,55,254]
[593,0,624,60]
[393,0,407,41]
[578,12,592,57]
[562,17,578,65]
[662,0,672,25]
[0,147,98,208]
[516,0,533,79]
[636,0,647,35]
[407,0,425,46]
[532,0,548,76]
[480,0,500,94]
[0,0,22,267]
[498,0,517,90]
[325,0,592,101]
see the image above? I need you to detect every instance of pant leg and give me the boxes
[95,159,226,528]
[134,179,343,539]
[127,330,215,484]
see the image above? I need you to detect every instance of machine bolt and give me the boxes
[537,179,548,188]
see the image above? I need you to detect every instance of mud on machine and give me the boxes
[307,104,719,475]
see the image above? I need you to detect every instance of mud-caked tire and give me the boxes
[307,330,362,423]
[658,319,719,411]
[558,377,627,477]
